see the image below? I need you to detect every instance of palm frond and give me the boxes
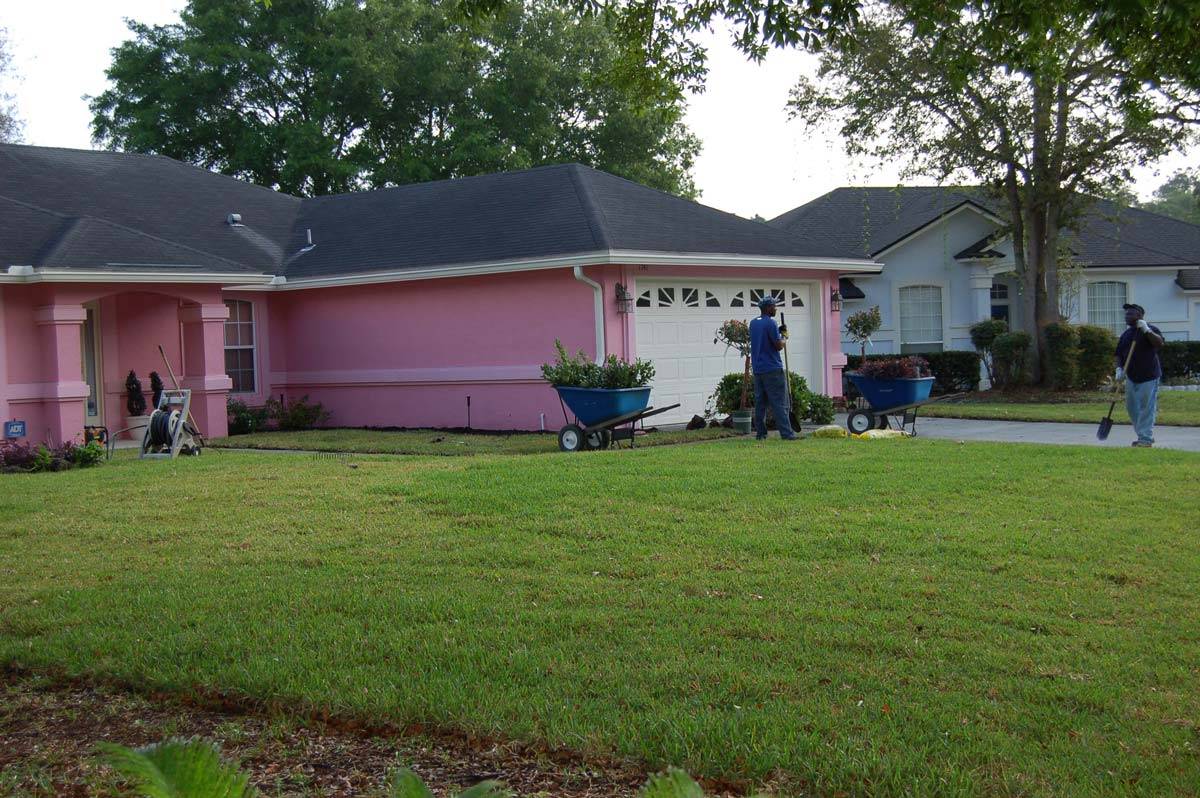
[97,739,256,798]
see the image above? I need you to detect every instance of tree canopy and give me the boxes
[91,0,699,197]
[0,27,21,143]
[786,2,1200,381]
[1142,169,1200,225]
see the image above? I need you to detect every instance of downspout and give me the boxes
[573,266,605,362]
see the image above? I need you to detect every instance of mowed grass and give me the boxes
[2,441,1199,796]
[210,426,740,455]
[921,389,1200,426]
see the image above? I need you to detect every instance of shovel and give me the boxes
[1098,338,1137,441]
[780,313,802,431]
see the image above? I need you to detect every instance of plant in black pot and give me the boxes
[713,319,753,432]
[124,371,149,440]
[845,356,934,434]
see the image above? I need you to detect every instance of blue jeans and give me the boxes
[753,369,796,439]
[1126,378,1158,444]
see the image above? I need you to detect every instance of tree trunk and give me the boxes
[739,355,751,410]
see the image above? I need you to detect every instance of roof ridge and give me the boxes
[306,162,584,202]
[565,164,613,250]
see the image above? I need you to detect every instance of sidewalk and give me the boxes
[834,415,1200,452]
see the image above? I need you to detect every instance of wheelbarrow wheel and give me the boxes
[585,429,611,450]
[558,424,585,452]
[847,409,875,435]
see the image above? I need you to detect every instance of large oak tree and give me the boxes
[91,0,699,197]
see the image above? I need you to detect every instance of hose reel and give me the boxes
[140,389,201,459]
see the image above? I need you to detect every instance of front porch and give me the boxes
[1,283,233,446]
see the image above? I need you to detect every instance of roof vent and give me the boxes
[298,228,316,254]
[227,213,243,226]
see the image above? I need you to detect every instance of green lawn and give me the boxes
[921,388,1200,426]
[210,426,740,455]
[2,441,1199,796]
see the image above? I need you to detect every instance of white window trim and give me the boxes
[224,299,258,394]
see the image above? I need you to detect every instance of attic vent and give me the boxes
[227,213,243,226]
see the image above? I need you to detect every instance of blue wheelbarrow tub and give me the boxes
[846,374,934,411]
[555,386,651,427]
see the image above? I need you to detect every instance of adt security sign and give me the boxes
[4,420,26,439]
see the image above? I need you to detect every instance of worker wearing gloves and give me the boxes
[1114,303,1164,447]
[748,296,798,440]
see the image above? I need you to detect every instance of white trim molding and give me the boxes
[2,266,275,285]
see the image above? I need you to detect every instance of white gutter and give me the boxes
[1,265,275,285]
[573,266,605,362]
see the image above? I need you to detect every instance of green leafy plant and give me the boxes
[264,395,330,431]
[71,440,105,468]
[713,320,753,410]
[388,769,511,798]
[640,767,706,798]
[0,441,104,474]
[857,356,931,380]
[843,305,882,360]
[806,393,836,424]
[992,331,1034,388]
[125,371,147,417]
[1043,322,1080,390]
[227,398,269,436]
[969,318,1009,385]
[97,739,256,797]
[1159,341,1200,382]
[923,350,981,394]
[540,340,654,389]
[711,371,812,420]
[1075,325,1116,389]
[149,371,166,410]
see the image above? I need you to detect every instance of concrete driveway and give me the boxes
[833,415,1200,452]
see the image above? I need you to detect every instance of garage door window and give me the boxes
[899,285,943,353]
[635,285,720,309]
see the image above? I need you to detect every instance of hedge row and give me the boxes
[1161,341,1200,381]
[845,350,981,394]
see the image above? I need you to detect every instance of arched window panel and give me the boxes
[681,287,700,307]
[705,291,721,307]
[658,287,675,307]
[636,290,652,308]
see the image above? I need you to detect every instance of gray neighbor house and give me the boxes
[771,188,1200,360]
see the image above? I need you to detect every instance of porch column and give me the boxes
[968,266,994,389]
[180,303,231,438]
[33,304,90,444]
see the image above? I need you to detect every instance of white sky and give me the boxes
[1,2,1194,219]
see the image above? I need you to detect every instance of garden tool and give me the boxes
[1097,338,1136,441]
[780,313,802,430]
[158,344,205,442]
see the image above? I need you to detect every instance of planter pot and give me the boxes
[554,386,651,426]
[125,415,149,441]
[731,409,753,434]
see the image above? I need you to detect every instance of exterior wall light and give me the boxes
[830,288,844,313]
[615,282,633,314]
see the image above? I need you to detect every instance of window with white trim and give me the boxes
[224,299,256,393]
[899,285,943,353]
[1087,281,1127,335]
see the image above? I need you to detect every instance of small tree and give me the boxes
[843,305,882,360]
[714,319,752,410]
[148,371,165,411]
[970,319,1009,386]
[124,371,146,417]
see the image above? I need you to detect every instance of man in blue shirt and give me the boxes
[748,296,797,440]
[1114,303,1164,447]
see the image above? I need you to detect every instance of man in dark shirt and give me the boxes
[748,296,797,440]
[1114,303,1164,447]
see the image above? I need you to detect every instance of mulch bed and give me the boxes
[0,668,652,797]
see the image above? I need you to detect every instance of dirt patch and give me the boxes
[0,669,648,797]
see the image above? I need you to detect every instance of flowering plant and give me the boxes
[857,356,931,380]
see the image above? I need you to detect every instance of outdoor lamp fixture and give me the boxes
[615,282,633,314]
[830,288,844,312]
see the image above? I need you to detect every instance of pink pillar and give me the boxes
[33,304,90,444]
[180,303,231,438]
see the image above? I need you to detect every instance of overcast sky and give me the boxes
[2,2,1194,219]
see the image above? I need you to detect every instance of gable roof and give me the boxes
[770,185,1200,268]
[1,144,875,284]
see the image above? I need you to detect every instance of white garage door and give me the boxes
[634,282,817,424]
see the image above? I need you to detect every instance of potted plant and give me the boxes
[845,356,934,431]
[714,319,753,432]
[124,371,149,439]
[542,341,655,447]
[149,371,166,411]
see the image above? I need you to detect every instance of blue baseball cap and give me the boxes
[757,295,781,309]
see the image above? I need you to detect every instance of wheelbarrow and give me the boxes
[554,386,680,451]
[844,374,962,436]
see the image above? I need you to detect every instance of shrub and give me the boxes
[149,371,166,410]
[924,351,982,394]
[0,440,104,474]
[711,371,810,417]
[843,305,882,359]
[1161,341,1200,381]
[969,318,1009,384]
[540,340,654,389]
[227,398,269,435]
[71,441,105,468]
[1076,325,1116,389]
[992,331,1033,388]
[857,356,931,380]
[806,393,836,424]
[1043,322,1079,390]
[125,371,146,417]
[265,395,330,431]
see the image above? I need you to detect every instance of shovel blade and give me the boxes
[1097,416,1114,441]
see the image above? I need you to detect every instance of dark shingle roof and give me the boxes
[770,185,1200,269]
[2,145,871,282]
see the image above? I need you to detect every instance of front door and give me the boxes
[81,305,103,426]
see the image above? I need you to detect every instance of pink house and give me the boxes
[1,144,878,444]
